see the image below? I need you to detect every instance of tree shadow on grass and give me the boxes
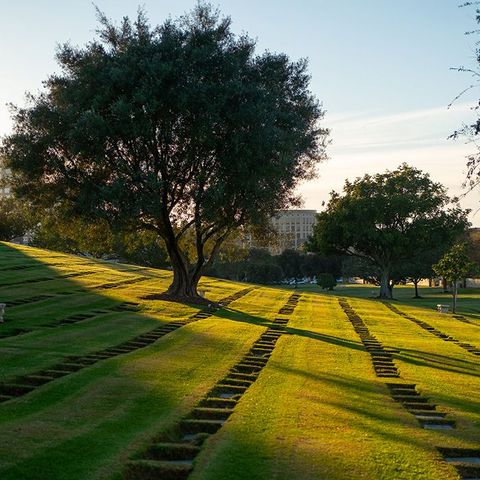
[216,306,479,378]
[270,364,480,447]
[276,283,480,322]
[192,366,461,480]
[393,347,480,379]
[0,242,206,381]
[0,244,264,479]
[0,324,248,480]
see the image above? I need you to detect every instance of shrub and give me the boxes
[317,272,337,291]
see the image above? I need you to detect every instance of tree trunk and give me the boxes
[164,238,202,299]
[167,263,201,298]
[379,269,393,299]
[413,279,420,298]
[160,220,230,301]
[452,280,457,313]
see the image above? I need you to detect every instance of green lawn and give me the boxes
[0,242,478,479]
[289,283,480,320]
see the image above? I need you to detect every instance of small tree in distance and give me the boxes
[433,243,476,313]
[2,5,327,302]
[400,248,443,299]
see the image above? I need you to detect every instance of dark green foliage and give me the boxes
[33,213,169,267]
[2,4,326,299]
[277,249,303,280]
[208,247,282,284]
[308,164,470,299]
[341,256,380,283]
[400,249,444,298]
[245,260,284,284]
[302,252,342,279]
[243,249,284,284]
[464,228,480,267]
[433,243,477,312]
[317,272,336,290]
[115,231,169,269]
[32,214,114,257]
[0,196,34,241]
[207,246,341,285]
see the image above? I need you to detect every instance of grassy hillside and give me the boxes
[0,242,479,480]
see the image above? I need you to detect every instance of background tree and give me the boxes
[387,246,448,298]
[341,256,379,284]
[464,227,480,267]
[0,196,34,241]
[33,214,114,257]
[278,249,303,285]
[301,253,342,280]
[242,248,283,284]
[114,230,169,268]
[433,243,476,313]
[400,249,440,299]
[32,211,170,267]
[205,232,249,280]
[2,5,327,301]
[308,164,470,299]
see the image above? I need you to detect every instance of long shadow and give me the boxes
[276,283,480,322]
[0,314,258,480]
[0,243,264,479]
[393,348,480,378]
[192,365,465,480]
[218,306,364,351]
[0,242,208,378]
[0,244,177,329]
[272,363,480,447]
[346,301,480,377]
[217,306,479,378]
[273,362,480,428]
[286,327,364,351]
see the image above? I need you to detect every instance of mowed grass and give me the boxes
[291,283,480,321]
[0,242,478,479]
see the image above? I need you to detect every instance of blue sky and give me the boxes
[1,1,479,224]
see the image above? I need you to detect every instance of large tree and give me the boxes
[1,5,326,301]
[308,164,470,299]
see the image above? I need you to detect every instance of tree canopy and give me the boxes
[1,5,327,300]
[307,164,470,299]
[433,243,476,313]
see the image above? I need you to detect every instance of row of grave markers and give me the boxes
[340,298,480,479]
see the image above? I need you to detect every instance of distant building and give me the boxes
[270,209,317,253]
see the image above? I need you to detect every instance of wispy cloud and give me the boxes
[300,103,480,225]
[327,102,477,154]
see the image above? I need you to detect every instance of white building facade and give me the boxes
[270,209,317,252]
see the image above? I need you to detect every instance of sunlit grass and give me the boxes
[0,242,478,480]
